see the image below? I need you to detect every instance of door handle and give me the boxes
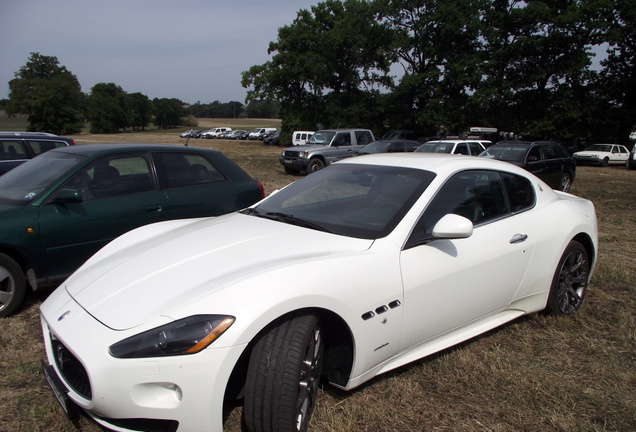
[509,234,528,244]
[145,205,163,212]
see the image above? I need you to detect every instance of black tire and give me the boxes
[244,313,324,432]
[601,157,609,167]
[0,253,26,318]
[559,173,572,192]
[306,159,325,174]
[545,240,589,315]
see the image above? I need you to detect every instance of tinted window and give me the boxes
[408,170,535,244]
[63,154,155,200]
[252,164,435,239]
[157,152,226,188]
[27,140,68,155]
[0,140,27,159]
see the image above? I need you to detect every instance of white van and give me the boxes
[202,127,232,139]
[292,131,315,146]
[248,128,277,140]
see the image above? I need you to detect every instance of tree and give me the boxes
[128,92,152,131]
[591,0,636,144]
[376,0,486,135]
[6,52,85,134]
[242,0,394,134]
[87,83,131,133]
[153,98,187,129]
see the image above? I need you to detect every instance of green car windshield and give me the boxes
[0,151,84,205]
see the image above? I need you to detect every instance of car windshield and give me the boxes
[416,142,453,153]
[246,164,435,239]
[479,145,528,162]
[0,151,84,205]
[586,144,613,152]
[306,131,336,145]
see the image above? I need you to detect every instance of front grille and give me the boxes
[51,334,92,400]
[282,150,299,157]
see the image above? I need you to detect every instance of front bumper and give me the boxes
[40,291,245,432]
[279,154,310,170]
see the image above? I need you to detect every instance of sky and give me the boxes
[0,0,320,104]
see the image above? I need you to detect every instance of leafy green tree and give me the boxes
[242,0,394,134]
[375,0,486,135]
[6,52,85,134]
[591,0,635,144]
[153,98,187,129]
[476,0,597,140]
[128,92,152,131]
[87,83,130,133]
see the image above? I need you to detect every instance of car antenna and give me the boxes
[185,136,190,146]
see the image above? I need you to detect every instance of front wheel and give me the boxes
[544,240,590,315]
[306,158,325,174]
[244,313,324,432]
[0,253,26,317]
[601,157,609,167]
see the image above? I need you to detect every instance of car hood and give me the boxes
[64,213,372,330]
[574,151,607,156]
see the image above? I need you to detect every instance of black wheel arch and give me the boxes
[223,307,354,404]
[571,232,596,271]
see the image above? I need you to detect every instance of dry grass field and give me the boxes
[0,122,634,432]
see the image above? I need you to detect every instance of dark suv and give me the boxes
[479,140,576,192]
[0,132,76,176]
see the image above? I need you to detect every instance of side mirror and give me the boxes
[51,188,83,204]
[432,214,473,239]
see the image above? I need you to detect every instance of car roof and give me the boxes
[424,139,487,143]
[0,132,66,138]
[342,152,538,178]
[50,143,221,157]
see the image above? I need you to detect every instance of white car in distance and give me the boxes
[573,143,630,166]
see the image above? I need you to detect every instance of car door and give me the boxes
[37,153,170,282]
[525,144,559,188]
[398,170,535,351]
[326,132,356,163]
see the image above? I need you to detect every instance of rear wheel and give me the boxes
[244,313,324,432]
[0,253,26,318]
[559,173,572,192]
[545,241,589,315]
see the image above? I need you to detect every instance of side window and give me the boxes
[157,152,226,188]
[27,140,67,155]
[527,146,542,162]
[411,170,510,241]
[544,145,559,160]
[455,143,469,155]
[0,140,27,159]
[334,133,351,146]
[501,172,535,212]
[467,142,481,155]
[63,154,154,200]
[355,131,373,145]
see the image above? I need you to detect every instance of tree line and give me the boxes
[242,0,635,145]
[3,53,277,135]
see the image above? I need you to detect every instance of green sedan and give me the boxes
[0,143,264,317]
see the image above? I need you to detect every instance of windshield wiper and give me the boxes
[264,211,331,233]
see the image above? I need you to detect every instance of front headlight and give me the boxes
[109,315,234,358]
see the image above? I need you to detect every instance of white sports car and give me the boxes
[41,154,598,432]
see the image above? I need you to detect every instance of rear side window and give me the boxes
[0,140,28,159]
[156,152,226,188]
[27,140,68,155]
